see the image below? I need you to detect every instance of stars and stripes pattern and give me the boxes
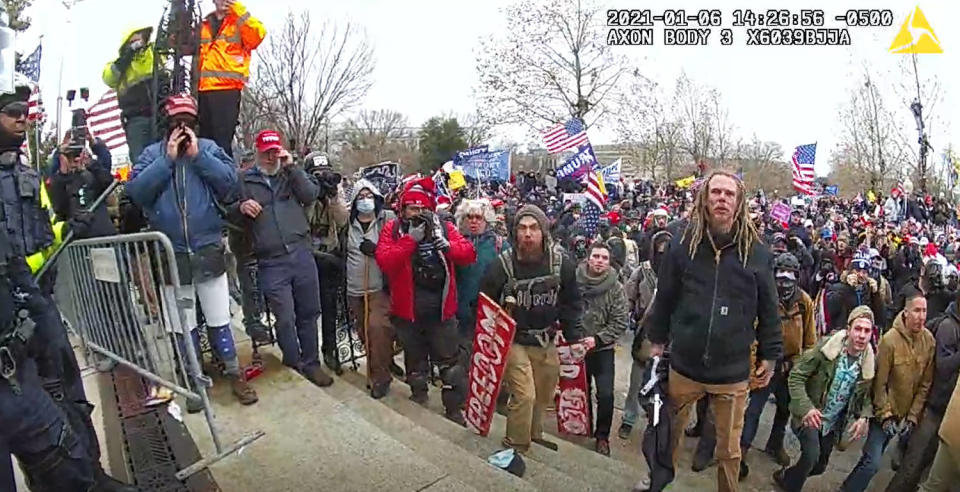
[792,143,816,195]
[578,170,607,238]
[542,118,589,154]
[16,44,41,83]
[87,90,127,152]
[27,85,43,121]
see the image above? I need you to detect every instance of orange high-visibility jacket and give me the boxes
[197,1,266,92]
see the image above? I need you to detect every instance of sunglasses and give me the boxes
[0,102,28,118]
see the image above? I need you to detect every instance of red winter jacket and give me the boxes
[375,218,477,322]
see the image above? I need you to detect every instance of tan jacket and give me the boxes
[749,292,817,389]
[938,370,960,468]
[873,311,935,423]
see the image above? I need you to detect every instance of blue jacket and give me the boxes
[126,138,236,253]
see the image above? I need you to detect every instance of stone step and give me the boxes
[336,368,627,492]
[321,370,537,492]
[180,350,479,492]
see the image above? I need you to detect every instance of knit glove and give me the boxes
[432,235,450,252]
[359,239,377,257]
[407,223,426,243]
[867,277,878,293]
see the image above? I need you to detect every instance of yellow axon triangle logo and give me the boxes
[889,6,943,53]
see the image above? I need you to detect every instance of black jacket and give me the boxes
[645,232,783,384]
[48,162,117,239]
[480,247,583,346]
[827,279,886,333]
[926,302,960,415]
[227,165,318,259]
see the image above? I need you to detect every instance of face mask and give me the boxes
[776,278,797,302]
[129,39,145,50]
[356,197,375,214]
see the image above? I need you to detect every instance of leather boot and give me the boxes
[229,374,258,405]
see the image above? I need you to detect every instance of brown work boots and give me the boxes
[230,373,259,405]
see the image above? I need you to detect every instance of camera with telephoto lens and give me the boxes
[315,169,341,199]
[64,109,88,157]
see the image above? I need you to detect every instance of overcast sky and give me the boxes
[19,0,959,176]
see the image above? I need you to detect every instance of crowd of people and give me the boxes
[1,1,960,491]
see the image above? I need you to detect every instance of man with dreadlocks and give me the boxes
[645,170,783,492]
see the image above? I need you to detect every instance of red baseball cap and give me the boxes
[165,93,198,117]
[255,130,283,152]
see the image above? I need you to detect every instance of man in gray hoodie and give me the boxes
[343,178,396,398]
[577,241,630,456]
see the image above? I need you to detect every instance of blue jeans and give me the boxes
[258,247,321,370]
[740,362,790,451]
[622,359,644,427]
[841,419,893,492]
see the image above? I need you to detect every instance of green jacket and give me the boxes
[576,263,629,351]
[102,27,159,116]
[788,329,876,429]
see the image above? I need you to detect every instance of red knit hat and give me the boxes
[400,177,436,210]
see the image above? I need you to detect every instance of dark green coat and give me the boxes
[788,329,875,431]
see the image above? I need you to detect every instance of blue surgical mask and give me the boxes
[356,197,375,214]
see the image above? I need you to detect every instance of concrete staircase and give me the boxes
[179,332,893,492]
[180,342,649,492]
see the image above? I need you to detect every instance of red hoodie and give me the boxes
[375,218,477,322]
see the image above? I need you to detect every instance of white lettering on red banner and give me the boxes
[556,341,592,437]
[464,293,517,436]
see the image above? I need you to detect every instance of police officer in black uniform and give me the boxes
[0,82,133,491]
[0,224,99,491]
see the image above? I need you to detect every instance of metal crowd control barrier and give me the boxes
[60,231,264,479]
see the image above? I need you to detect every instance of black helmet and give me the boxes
[774,252,800,272]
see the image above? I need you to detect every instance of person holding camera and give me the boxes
[227,131,333,387]
[304,151,349,374]
[102,26,162,163]
[376,177,476,426]
[47,129,116,239]
[127,93,258,407]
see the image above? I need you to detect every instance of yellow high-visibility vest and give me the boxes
[26,182,65,274]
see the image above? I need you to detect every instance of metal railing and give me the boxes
[59,231,263,480]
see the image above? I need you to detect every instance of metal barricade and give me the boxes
[60,231,263,479]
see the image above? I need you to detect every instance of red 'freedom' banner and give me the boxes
[465,293,517,436]
[556,339,592,437]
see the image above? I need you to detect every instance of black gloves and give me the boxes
[881,418,899,438]
[66,211,94,237]
[359,239,377,257]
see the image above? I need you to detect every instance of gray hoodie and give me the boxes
[345,178,394,296]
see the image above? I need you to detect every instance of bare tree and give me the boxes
[833,66,909,192]
[458,111,493,147]
[736,136,788,192]
[337,109,419,173]
[252,11,375,151]
[674,73,717,170]
[475,0,635,135]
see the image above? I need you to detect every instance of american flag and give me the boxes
[579,170,607,237]
[16,44,41,83]
[542,118,589,154]
[27,85,43,121]
[87,90,128,152]
[792,143,816,195]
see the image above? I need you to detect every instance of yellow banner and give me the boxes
[596,171,607,197]
[448,170,466,190]
[675,175,696,188]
